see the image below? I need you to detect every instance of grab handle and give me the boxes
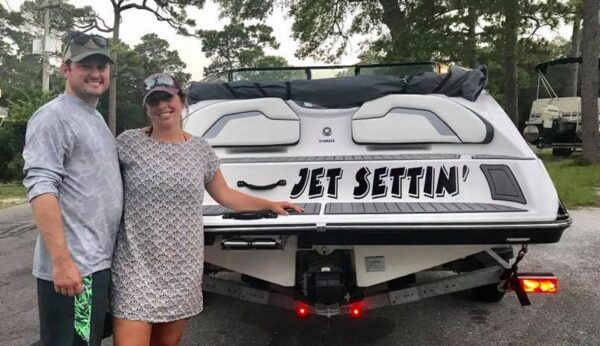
[222,211,278,220]
[237,179,286,190]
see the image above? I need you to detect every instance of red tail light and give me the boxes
[349,303,363,318]
[295,302,310,318]
[518,275,558,294]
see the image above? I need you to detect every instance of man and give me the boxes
[22,32,123,346]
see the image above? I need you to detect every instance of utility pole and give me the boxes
[41,2,50,92]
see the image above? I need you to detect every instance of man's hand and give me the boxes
[52,256,83,297]
[268,201,304,216]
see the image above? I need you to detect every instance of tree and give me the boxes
[563,0,581,97]
[580,0,600,163]
[0,89,56,182]
[84,0,205,135]
[474,0,569,127]
[198,22,285,76]
[501,0,520,127]
[214,0,459,63]
[0,1,98,102]
[132,33,191,84]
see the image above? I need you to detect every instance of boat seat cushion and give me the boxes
[352,95,491,144]
[184,98,300,146]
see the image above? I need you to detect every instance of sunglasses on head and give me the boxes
[143,74,180,92]
[68,33,109,48]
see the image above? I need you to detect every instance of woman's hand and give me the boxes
[268,201,304,216]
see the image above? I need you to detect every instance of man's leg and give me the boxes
[88,269,111,345]
[38,278,76,345]
[37,269,110,346]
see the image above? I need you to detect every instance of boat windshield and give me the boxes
[203,62,449,83]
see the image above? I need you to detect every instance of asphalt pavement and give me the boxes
[1,204,598,345]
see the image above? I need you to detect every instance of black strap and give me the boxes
[432,68,453,93]
[472,66,488,100]
[285,81,291,99]
[254,83,268,97]
[511,275,531,306]
[502,245,531,306]
[224,83,240,99]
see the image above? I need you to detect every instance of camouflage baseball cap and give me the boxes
[63,33,113,63]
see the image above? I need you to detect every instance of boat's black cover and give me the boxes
[535,57,600,74]
[187,66,488,107]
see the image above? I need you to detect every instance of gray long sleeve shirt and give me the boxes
[23,93,123,281]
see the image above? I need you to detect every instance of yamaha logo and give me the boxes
[322,127,332,136]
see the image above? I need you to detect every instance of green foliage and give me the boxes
[198,22,286,76]
[0,183,26,208]
[542,154,600,208]
[214,0,273,20]
[132,33,191,84]
[115,0,206,36]
[6,89,56,121]
[0,120,28,182]
[0,90,56,182]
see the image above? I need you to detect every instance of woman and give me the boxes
[111,73,302,345]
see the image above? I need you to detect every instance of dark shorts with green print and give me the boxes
[37,269,110,346]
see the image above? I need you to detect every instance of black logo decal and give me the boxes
[289,165,464,200]
[372,167,389,199]
[353,167,371,199]
[406,167,424,198]
[325,168,343,198]
[423,166,435,199]
[389,167,406,198]
[290,168,309,199]
[436,166,459,197]
[308,168,325,198]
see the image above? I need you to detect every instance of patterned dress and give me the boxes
[111,129,220,322]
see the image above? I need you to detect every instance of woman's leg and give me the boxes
[149,318,188,346]
[112,317,152,346]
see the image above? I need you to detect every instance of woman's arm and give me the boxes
[205,170,303,215]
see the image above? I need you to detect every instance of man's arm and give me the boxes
[30,194,82,297]
[23,108,80,296]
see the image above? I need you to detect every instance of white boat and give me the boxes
[522,57,600,156]
[184,63,570,317]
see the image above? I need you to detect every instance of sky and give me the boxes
[3,0,361,80]
[4,0,572,81]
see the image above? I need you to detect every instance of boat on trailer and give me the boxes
[184,63,570,318]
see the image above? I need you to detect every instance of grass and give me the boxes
[538,151,600,209]
[0,183,26,209]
